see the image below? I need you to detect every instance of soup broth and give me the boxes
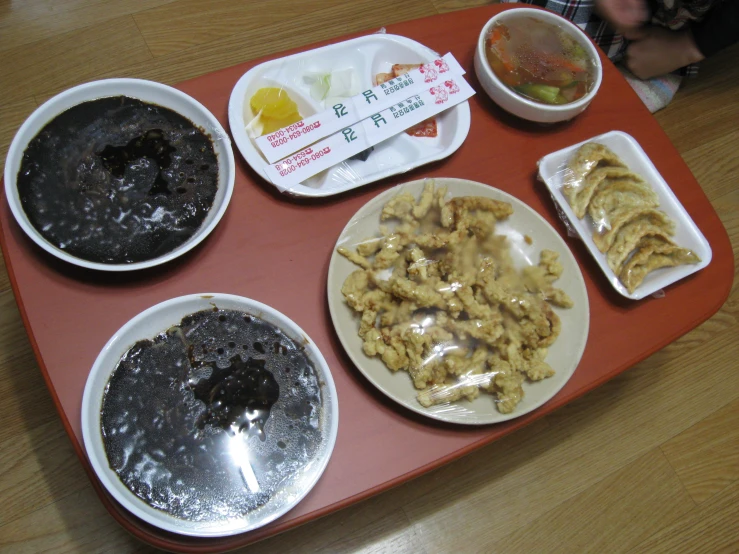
[485,17,595,105]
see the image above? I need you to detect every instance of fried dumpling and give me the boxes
[619,237,701,293]
[593,208,674,253]
[588,176,660,227]
[571,167,647,219]
[557,141,699,295]
[607,230,674,273]
[562,143,627,206]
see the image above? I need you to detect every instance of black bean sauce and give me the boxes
[101,309,323,522]
[192,355,280,437]
[17,96,219,264]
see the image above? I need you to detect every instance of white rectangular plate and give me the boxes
[537,130,712,300]
[228,34,471,197]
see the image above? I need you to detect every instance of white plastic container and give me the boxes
[228,34,471,197]
[538,131,712,299]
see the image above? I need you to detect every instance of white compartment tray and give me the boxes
[228,34,471,197]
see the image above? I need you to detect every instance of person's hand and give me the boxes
[624,26,705,79]
[595,0,648,32]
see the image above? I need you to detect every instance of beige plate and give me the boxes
[327,178,590,425]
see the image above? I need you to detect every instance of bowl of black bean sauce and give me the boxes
[4,79,235,271]
[81,294,338,536]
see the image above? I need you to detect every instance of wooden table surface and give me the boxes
[1,1,737,553]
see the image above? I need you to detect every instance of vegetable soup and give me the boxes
[484,17,595,105]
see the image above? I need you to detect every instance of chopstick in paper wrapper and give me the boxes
[256,53,465,164]
[265,76,475,189]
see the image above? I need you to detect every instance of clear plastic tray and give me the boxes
[228,34,471,197]
[538,130,712,300]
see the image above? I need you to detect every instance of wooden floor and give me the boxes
[1,1,737,552]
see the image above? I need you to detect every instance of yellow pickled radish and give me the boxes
[249,87,299,120]
[260,111,302,135]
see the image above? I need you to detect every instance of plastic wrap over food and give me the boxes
[6,81,236,271]
[82,294,338,536]
[331,178,589,422]
[227,34,473,197]
[537,131,711,300]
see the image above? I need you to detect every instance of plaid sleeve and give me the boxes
[498,0,629,61]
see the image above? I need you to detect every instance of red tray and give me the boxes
[0,5,733,552]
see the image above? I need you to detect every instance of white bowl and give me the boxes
[81,293,339,537]
[474,8,603,123]
[3,78,235,271]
